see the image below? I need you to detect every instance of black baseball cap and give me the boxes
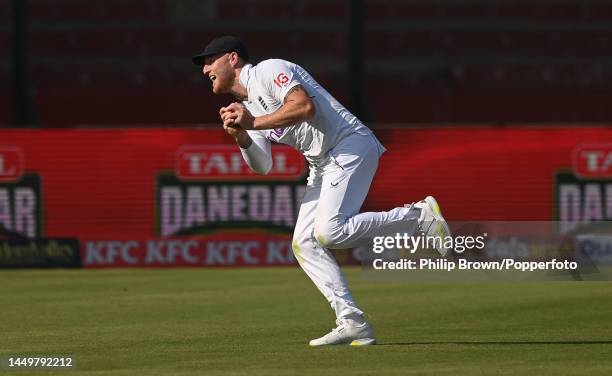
[192,36,249,65]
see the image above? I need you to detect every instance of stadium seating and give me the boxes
[1,0,611,125]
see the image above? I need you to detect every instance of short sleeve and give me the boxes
[255,59,301,103]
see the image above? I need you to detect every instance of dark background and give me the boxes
[2,0,612,127]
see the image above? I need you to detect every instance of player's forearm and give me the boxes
[238,131,273,175]
[233,130,253,149]
[252,101,315,130]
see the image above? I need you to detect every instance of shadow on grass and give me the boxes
[378,340,612,346]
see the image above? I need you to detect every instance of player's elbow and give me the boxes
[261,161,273,175]
[302,100,316,120]
[255,159,273,175]
[293,96,315,121]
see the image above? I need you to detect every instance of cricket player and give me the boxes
[192,36,451,346]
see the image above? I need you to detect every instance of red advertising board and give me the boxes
[0,126,610,267]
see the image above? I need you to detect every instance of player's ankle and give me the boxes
[342,313,367,327]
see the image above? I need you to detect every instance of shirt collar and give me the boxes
[239,63,253,88]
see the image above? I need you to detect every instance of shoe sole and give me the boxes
[424,196,452,257]
[309,338,377,347]
[350,338,376,346]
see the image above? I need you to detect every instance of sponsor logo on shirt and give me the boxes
[273,73,290,88]
[266,128,286,141]
[257,96,269,111]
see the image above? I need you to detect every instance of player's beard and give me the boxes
[212,65,235,94]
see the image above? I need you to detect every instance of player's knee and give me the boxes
[313,220,344,249]
[291,237,303,264]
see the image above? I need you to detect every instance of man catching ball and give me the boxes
[192,36,451,346]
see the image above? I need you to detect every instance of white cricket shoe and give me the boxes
[412,196,452,256]
[309,318,376,347]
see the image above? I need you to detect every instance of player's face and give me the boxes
[202,53,234,94]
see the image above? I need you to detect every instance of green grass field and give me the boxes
[1,267,612,375]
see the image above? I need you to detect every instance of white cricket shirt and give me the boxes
[239,59,383,166]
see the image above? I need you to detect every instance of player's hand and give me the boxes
[219,106,245,138]
[219,106,237,127]
[222,123,245,138]
[220,106,240,134]
[225,102,255,130]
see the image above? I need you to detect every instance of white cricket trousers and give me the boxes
[292,132,421,319]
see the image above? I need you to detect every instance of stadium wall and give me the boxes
[0,126,610,267]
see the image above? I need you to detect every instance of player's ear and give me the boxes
[228,52,240,67]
